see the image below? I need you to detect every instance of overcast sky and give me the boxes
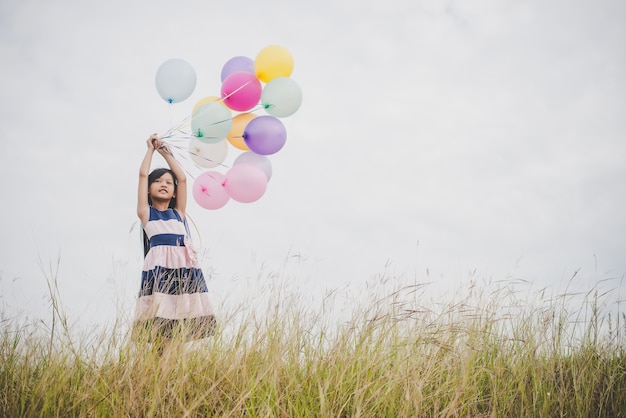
[1,0,625,328]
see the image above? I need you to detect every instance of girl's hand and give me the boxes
[147,133,172,156]
[147,133,159,151]
[156,142,172,156]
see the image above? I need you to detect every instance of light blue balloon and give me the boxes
[155,58,197,103]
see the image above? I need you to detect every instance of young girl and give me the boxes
[133,133,216,349]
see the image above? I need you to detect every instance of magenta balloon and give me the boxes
[221,71,262,112]
[192,171,229,210]
[243,115,286,155]
[223,164,268,203]
[221,56,255,82]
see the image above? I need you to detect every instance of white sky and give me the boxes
[1,0,625,328]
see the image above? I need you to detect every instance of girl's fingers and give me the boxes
[147,134,170,154]
[147,134,160,150]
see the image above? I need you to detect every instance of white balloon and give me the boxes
[188,138,228,168]
[155,58,196,103]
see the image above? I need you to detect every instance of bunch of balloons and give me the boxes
[154,45,302,210]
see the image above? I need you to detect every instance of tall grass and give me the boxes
[1,268,625,417]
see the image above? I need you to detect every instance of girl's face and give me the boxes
[149,172,176,202]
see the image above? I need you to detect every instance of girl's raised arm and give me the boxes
[156,141,187,218]
[137,134,158,225]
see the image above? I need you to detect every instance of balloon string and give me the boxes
[163,130,231,143]
[162,116,192,139]
[184,212,203,250]
[168,143,199,182]
[235,104,265,115]
[161,130,185,139]
[161,130,190,140]
[219,78,254,102]
[168,102,174,128]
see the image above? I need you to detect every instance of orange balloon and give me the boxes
[227,113,256,150]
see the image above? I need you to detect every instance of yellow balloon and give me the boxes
[227,113,256,150]
[254,45,294,83]
[192,96,226,115]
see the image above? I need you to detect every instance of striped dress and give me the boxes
[133,207,216,341]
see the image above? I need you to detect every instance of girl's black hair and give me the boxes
[143,168,179,257]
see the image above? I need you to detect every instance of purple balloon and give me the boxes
[221,56,255,82]
[243,116,287,155]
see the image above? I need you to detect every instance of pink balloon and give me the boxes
[221,71,262,112]
[223,164,268,203]
[243,115,286,155]
[192,171,229,210]
[234,151,273,181]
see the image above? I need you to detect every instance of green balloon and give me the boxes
[261,77,303,118]
[191,102,233,143]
